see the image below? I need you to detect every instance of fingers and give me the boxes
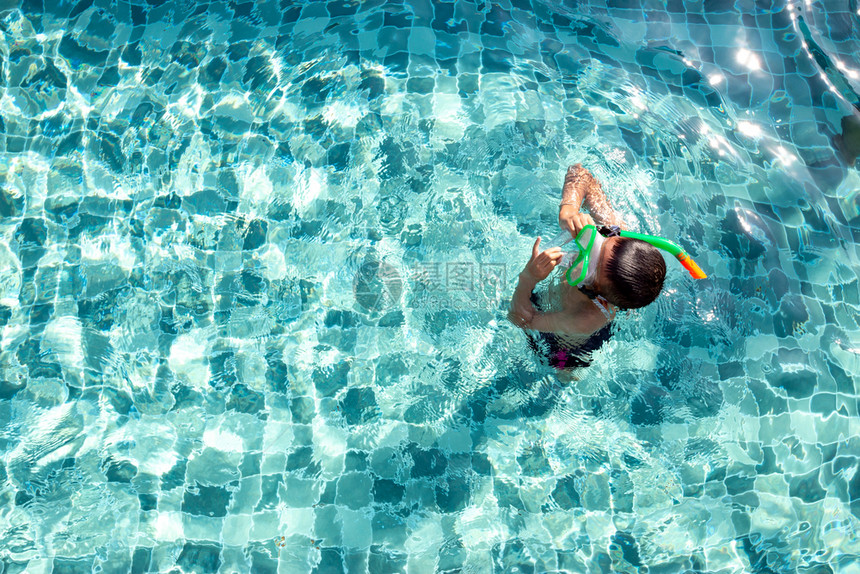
[525,245,564,282]
[534,250,563,272]
[535,248,562,263]
[564,214,581,236]
[532,237,541,259]
[543,250,564,263]
[560,209,597,238]
[567,213,596,236]
[562,218,577,237]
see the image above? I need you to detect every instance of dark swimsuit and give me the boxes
[526,292,613,370]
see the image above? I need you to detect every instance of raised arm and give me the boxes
[559,164,626,235]
[508,237,610,335]
[508,237,561,328]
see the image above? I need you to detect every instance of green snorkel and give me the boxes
[616,229,708,279]
[563,225,707,287]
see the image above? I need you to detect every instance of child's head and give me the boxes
[600,237,666,309]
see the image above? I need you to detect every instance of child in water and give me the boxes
[508,164,668,370]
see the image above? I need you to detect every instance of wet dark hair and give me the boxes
[603,238,666,309]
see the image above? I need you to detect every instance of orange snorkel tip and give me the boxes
[678,253,707,279]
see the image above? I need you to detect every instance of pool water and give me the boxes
[1,0,859,572]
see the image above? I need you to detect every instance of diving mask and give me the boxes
[545,225,608,288]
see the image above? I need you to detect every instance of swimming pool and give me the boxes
[1,0,859,571]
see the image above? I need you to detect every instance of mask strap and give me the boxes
[578,285,600,300]
[596,294,616,317]
[599,225,622,238]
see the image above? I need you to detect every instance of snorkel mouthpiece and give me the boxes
[615,229,708,280]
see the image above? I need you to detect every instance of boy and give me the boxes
[508,164,667,369]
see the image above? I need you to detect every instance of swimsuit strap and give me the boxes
[591,296,615,321]
[579,285,615,321]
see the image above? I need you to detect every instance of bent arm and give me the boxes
[509,276,571,333]
[509,239,563,327]
[509,271,606,335]
[562,165,626,229]
[509,272,538,327]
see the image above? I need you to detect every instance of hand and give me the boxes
[558,209,596,239]
[523,237,563,283]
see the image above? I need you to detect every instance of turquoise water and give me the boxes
[1,0,859,572]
